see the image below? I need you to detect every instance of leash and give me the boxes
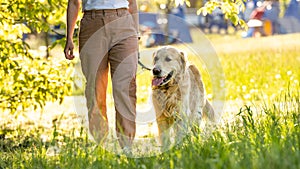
[137,33,152,71]
[138,58,152,71]
[138,60,151,71]
[138,50,152,71]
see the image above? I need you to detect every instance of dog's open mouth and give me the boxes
[152,71,174,87]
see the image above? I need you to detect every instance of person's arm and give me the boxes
[64,0,80,60]
[128,0,139,34]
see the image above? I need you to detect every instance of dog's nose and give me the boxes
[152,67,161,76]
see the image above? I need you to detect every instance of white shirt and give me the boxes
[82,0,129,11]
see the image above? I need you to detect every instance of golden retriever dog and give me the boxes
[151,46,215,149]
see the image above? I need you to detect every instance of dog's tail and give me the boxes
[203,99,217,122]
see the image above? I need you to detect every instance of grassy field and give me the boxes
[1,31,300,168]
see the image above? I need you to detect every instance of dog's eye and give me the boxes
[165,56,171,62]
[154,57,159,63]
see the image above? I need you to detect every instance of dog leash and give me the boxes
[138,52,152,71]
[137,34,151,71]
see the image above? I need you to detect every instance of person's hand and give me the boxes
[64,39,75,60]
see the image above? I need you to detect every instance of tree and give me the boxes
[198,0,247,28]
[0,0,73,113]
[138,0,247,28]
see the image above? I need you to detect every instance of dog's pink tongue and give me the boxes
[152,78,164,87]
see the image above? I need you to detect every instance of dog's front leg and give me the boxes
[156,114,175,151]
[173,119,188,145]
[173,107,189,145]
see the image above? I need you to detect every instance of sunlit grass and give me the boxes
[1,89,299,168]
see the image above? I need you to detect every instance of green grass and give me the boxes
[1,32,300,168]
[1,91,299,168]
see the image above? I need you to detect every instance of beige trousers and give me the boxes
[79,8,138,148]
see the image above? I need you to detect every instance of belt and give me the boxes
[84,8,128,15]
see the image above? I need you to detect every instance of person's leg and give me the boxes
[109,35,138,148]
[79,12,110,142]
[106,9,139,149]
[95,58,109,122]
[88,55,109,142]
[100,8,138,148]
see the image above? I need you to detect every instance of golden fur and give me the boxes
[151,46,215,148]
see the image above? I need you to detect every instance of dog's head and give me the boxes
[151,46,187,88]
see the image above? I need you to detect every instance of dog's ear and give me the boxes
[152,51,157,64]
[152,51,157,58]
[179,51,187,69]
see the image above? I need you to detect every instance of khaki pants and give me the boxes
[79,8,138,148]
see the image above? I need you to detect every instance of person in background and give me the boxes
[244,1,272,37]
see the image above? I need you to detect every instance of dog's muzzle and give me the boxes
[152,71,174,87]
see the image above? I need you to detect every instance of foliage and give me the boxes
[0,0,73,113]
[197,0,247,28]
[0,0,67,32]
[138,0,247,28]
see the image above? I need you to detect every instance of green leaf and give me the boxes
[230,14,239,26]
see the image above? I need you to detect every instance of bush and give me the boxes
[0,0,73,113]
